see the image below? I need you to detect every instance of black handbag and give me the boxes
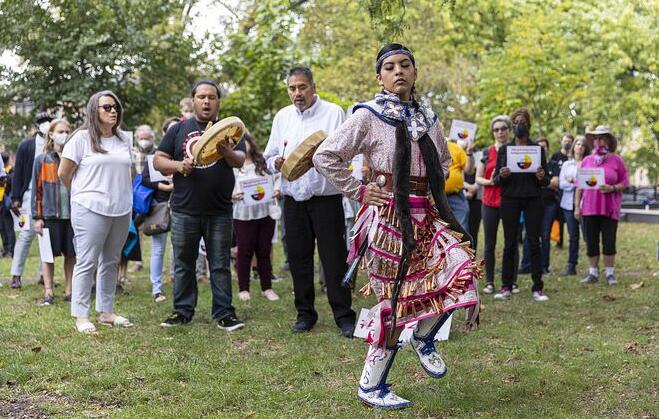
[141,200,171,236]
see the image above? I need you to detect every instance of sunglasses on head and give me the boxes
[492,127,509,133]
[98,104,118,112]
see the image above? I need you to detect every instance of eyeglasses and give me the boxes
[98,104,118,112]
[492,127,509,133]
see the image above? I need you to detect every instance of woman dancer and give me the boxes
[314,44,481,409]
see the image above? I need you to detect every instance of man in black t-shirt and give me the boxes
[154,80,246,331]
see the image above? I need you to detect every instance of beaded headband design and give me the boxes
[375,49,414,73]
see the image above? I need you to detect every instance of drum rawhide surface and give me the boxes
[192,116,246,166]
[281,130,327,181]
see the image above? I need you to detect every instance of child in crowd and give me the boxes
[31,119,76,305]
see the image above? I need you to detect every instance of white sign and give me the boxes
[147,155,168,182]
[240,176,274,207]
[37,228,54,263]
[353,308,452,343]
[507,145,541,173]
[12,208,30,232]
[448,119,478,143]
[577,168,605,190]
[350,154,364,181]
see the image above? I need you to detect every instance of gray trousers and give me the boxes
[11,227,42,277]
[70,203,130,318]
[11,193,43,277]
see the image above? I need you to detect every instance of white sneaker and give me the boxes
[482,283,494,294]
[262,289,279,301]
[532,291,549,302]
[238,291,251,301]
[494,288,512,300]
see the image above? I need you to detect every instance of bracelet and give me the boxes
[466,153,473,156]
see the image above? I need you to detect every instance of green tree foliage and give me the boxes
[218,0,306,146]
[477,0,657,178]
[0,0,200,147]
[304,0,657,180]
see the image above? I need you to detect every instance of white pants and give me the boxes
[70,203,130,318]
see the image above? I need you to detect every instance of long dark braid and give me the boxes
[393,121,416,253]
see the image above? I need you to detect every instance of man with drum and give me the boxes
[154,80,246,331]
[264,67,356,337]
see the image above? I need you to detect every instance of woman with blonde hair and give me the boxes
[59,90,134,333]
[31,119,75,305]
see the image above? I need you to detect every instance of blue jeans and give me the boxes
[170,211,234,320]
[562,209,579,267]
[521,201,558,272]
[446,193,470,233]
[150,232,168,295]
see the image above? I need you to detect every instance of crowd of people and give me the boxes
[0,42,630,410]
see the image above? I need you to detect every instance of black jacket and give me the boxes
[11,135,36,204]
[492,139,550,198]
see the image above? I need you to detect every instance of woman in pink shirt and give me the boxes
[575,125,629,286]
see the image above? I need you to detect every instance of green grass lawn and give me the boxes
[1,222,657,418]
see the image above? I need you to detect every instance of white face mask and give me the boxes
[138,139,153,149]
[53,133,68,146]
[38,121,51,135]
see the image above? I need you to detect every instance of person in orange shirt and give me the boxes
[445,138,475,232]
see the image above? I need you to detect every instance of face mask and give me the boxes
[562,143,571,152]
[513,124,529,138]
[594,145,609,156]
[38,121,51,136]
[457,139,468,149]
[53,133,68,146]
[138,139,153,149]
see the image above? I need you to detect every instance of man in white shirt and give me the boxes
[264,67,355,337]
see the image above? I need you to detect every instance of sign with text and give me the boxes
[240,176,274,206]
[448,119,478,143]
[507,145,541,173]
[577,168,605,190]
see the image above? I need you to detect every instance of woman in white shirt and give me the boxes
[558,135,591,276]
[59,91,134,333]
[232,133,280,302]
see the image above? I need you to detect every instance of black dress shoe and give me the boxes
[340,323,355,338]
[292,320,314,333]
